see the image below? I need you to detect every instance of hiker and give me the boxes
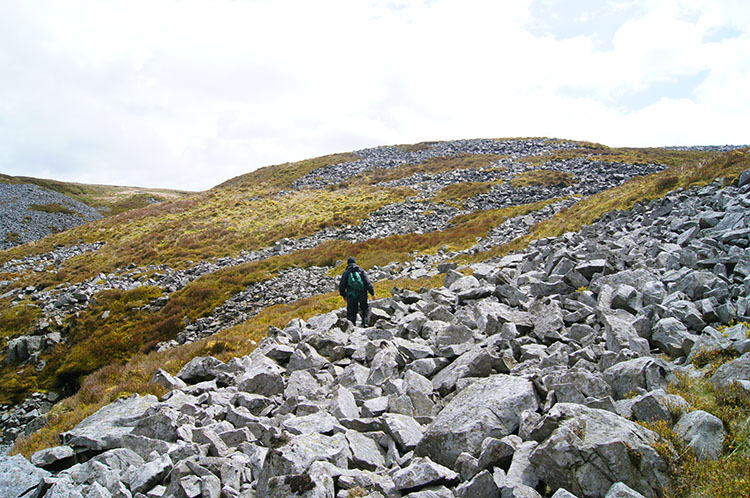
[339,257,375,326]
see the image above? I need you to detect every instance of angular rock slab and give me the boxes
[255,433,349,497]
[61,394,158,451]
[416,374,538,467]
[711,352,750,391]
[674,410,726,460]
[603,357,674,399]
[0,454,51,498]
[393,456,460,492]
[529,403,671,498]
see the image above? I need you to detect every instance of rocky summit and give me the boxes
[3,159,749,497]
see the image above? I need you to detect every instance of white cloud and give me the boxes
[0,0,747,190]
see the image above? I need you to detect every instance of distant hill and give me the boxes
[0,174,194,249]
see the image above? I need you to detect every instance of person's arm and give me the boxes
[363,270,375,296]
[339,269,349,298]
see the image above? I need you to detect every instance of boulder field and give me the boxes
[2,170,750,497]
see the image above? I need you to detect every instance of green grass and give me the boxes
[640,373,750,497]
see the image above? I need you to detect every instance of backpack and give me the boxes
[347,269,365,297]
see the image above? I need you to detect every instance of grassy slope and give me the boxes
[5,142,750,496]
[0,174,194,216]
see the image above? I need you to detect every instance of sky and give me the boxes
[1,0,749,191]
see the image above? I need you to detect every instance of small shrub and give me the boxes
[510,170,576,188]
[4,232,21,244]
[28,203,74,215]
[691,348,740,376]
[655,175,679,191]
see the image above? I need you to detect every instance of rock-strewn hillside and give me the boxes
[0,139,674,407]
[0,183,103,250]
[0,175,194,250]
[4,168,749,497]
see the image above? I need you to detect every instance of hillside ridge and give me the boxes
[0,138,749,497]
[3,167,750,497]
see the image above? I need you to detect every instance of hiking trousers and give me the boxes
[346,293,369,327]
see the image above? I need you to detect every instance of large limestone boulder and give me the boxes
[528,403,671,498]
[255,432,350,497]
[0,454,50,498]
[711,352,750,392]
[416,374,538,468]
[61,394,158,451]
[603,357,674,399]
[674,410,726,460]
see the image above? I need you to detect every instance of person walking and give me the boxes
[339,257,375,326]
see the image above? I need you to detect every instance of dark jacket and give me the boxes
[339,263,374,298]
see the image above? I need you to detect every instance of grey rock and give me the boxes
[176,356,230,384]
[416,375,538,467]
[150,369,187,390]
[282,411,340,436]
[529,403,671,498]
[711,352,750,391]
[132,406,181,442]
[611,285,641,314]
[237,356,285,396]
[550,489,579,498]
[603,357,674,399]
[651,317,696,357]
[256,433,349,497]
[505,441,539,489]
[605,482,648,498]
[688,326,731,362]
[61,395,158,451]
[392,456,459,491]
[30,445,75,469]
[431,344,494,395]
[0,454,50,498]
[383,412,424,451]
[266,472,335,498]
[630,389,688,423]
[329,385,360,419]
[127,455,172,494]
[455,469,499,497]
[346,430,386,471]
[674,410,726,460]
[600,311,650,356]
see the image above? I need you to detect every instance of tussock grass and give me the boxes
[431,181,501,207]
[641,374,750,497]
[28,203,75,215]
[510,170,576,188]
[0,303,41,340]
[0,185,412,284]
[519,146,717,169]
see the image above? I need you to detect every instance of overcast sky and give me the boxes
[1,0,748,191]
